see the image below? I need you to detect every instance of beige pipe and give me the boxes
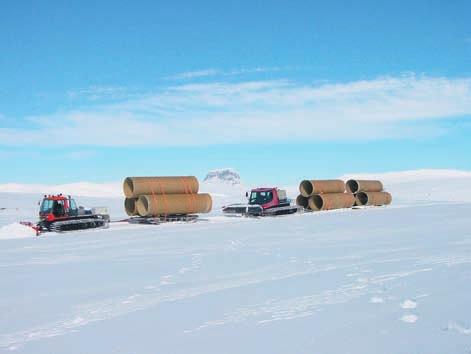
[136,193,212,216]
[308,193,355,211]
[355,191,392,206]
[296,194,309,209]
[123,176,199,198]
[299,180,345,197]
[346,179,383,194]
[124,198,138,216]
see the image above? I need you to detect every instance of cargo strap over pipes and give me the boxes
[299,179,345,197]
[124,198,138,216]
[308,193,355,211]
[346,179,383,194]
[136,193,212,217]
[123,176,199,198]
[355,191,392,206]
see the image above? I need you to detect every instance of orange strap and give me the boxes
[179,177,191,214]
[180,177,197,214]
[156,179,170,219]
[147,180,159,216]
[146,179,170,219]
[324,196,331,210]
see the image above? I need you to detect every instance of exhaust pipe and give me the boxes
[346,179,383,194]
[299,180,345,197]
[296,194,309,209]
[136,193,213,217]
[308,193,355,211]
[124,198,138,216]
[355,191,392,206]
[123,176,199,198]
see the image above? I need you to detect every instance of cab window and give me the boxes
[52,200,64,215]
[69,199,78,211]
[249,191,273,204]
[40,199,53,213]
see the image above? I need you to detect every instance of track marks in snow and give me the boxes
[400,314,418,323]
[398,299,418,323]
[185,268,432,333]
[1,255,435,349]
[445,321,471,335]
[370,296,384,303]
[178,253,202,275]
[400,299,417,309]
[0,263,341,349]
[185,283,363,333]
[160,275,173,285]
[121,294,141,305]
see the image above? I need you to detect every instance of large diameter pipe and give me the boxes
[123,176,199,198]
[296,194,309,209]
[346,179,383,194]
[124,198,139,216]
[136,193,212,217]
[299,180,345,197]
[355,191,392,206]
[308,193,355,211]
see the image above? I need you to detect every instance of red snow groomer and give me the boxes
[222,187,301,216]
[33,194,109,234]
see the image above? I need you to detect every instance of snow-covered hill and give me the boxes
[1,168,471,203]
[1,168,471,226]
[340,169,471,203]
[200,168,247,210]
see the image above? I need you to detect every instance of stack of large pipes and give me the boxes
[123,176,212,217]
[296,179,355,211]
[346,179,392,206]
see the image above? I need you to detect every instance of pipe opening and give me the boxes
[299,180,313,197]
[123,177,134,197]
[124,198,136,215]
[136,196,150,216]
[311,195,324,211]
[356,192,368,206]
[296,195,309,208]
[346,180,359,194]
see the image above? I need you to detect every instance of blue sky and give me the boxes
[0,0,470,185]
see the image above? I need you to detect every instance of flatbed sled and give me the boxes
[222,187,301,217]
[128,214,199,225]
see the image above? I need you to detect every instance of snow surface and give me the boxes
[1,171,471,353]
[0,223,37,239]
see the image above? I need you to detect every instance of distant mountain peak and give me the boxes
[203,168,241,185]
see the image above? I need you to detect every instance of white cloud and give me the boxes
[166,66,284,80]
[167,69,221,80]
[66,85,136,101]
[64,150,97,159]
[1,74,471,147]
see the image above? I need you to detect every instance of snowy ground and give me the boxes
[1,172,471,353]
